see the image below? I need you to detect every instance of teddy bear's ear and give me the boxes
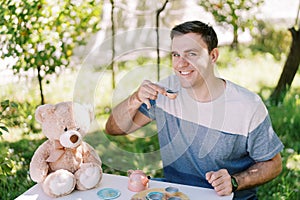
[35,104,55,123]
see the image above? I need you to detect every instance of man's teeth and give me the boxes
[180,71,191,75]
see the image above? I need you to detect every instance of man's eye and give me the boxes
[172,53,180,57]
[188,52,197,56]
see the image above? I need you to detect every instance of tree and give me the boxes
[0,0,102,105]
[156,0,169,81]
[110,0,116,89]
[269,1,300,104]
[200,0,264,48]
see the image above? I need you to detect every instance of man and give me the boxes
[105,21,283,199]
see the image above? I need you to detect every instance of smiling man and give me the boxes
[105,21,284,200]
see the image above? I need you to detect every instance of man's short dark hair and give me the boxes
[171,21,218,53]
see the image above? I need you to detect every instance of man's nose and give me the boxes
[176,56,189,68]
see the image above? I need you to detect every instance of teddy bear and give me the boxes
[29,101,103,198]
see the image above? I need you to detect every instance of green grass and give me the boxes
[257,91,300,200]
[0,47,299,199]
[0,137,45,200]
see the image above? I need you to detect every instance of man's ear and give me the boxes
[210,48,219,63]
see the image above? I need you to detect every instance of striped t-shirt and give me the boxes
[139,75,283,200]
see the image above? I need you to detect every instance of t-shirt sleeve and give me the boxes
[138,99,156,120]
[247,112,284,162]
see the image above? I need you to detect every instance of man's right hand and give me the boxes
[133,80,167,109]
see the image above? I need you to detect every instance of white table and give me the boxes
[16,173,233,200]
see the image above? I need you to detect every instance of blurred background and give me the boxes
[0,0,299,199]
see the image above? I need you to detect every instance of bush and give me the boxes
[0,138,45,199]
[0,99,42,199]
[0,100,18,136]
[250,20,291,61]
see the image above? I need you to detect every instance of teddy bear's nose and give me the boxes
[70,134,79,143]
[60,130,82,148]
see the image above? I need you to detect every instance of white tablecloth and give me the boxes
[16,173,233,200]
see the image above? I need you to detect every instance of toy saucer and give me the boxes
[146,191,164,200]
[97,188,121,200]
[131,188,189,200]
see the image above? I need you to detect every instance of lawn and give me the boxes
[0,47,299,199]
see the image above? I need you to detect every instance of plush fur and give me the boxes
[30,102,102,198]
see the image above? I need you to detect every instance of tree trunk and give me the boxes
[269,27,300,104]
[156,0,169,81]
[110,0,116,89]
[229,3,238,49]
[231,26,238,49]
[37,65,45,105]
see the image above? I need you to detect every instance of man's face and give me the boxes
[171,32,213,89]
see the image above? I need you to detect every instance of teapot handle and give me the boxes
[142,176,149,185]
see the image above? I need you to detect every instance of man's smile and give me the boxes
[178,70,195,76]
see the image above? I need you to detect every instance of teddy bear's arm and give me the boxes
[75,142,102,190]
[30,141,51,183]
[81,142,102,166]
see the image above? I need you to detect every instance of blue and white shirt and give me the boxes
[139,75,284,200]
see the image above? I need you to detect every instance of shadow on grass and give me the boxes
[85,121,163,177]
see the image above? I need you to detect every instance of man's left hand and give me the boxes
[206,169,233,196]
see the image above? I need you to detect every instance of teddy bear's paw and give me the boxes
[43,169,76,197]
[75,163,102,190]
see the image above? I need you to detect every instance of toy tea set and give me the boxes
[128,170,189,200]
[96,169,189,200]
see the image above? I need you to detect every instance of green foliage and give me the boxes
[0,99,40,136]
[0,0,102,72]
[0,99,40,199]
[0,100,18,135]
[250,20,292,61]
[0,138,45,200]
[257,150,300,200]
[1,46,299,199]
[0,143,24,200]
[267,90,300,152]
[200,0,264,47]
[0,0,102,103]
[256,90,300,199]
[217,44,260,69]
[15,101,41,134]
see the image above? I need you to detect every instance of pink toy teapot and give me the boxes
[127,169,149,192]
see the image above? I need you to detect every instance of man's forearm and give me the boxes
[234,153,282,191]
[105,92,143,135]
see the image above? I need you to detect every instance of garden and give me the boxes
[1,46,299,199]
[1,0,300,200]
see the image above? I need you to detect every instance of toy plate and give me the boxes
[97,188,121,200]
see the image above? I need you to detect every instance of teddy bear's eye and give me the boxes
[64,127,68,131]
[76,128,80,131]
